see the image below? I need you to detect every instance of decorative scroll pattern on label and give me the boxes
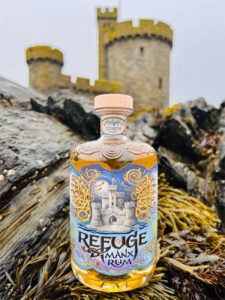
[101,117,126,135]
[70,163,158,276]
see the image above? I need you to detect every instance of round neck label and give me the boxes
[101,117,126,135]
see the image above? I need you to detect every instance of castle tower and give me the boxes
[101,192,109,209]
[26,46,71,93]
[96,8,173,109]
[89,202,102,227]
[108,184,117,208]
[97,8,118,79]
[125,202,136,226]
[116,193,124,209]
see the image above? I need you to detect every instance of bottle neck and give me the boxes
[95,108,131,140]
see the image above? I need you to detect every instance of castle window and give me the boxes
[140,47,144,56]
[158,77,162,89]
[109,216,117,224]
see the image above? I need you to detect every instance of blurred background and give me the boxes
[0,0,225,106]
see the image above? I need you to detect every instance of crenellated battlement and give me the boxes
[91,202,101,209]
[26,44,122,95]
[102,19,173,46]
[74,77,122,94]
[26,46,64,66]
[97,7,117,20]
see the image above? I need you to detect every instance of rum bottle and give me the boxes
[70,94,158,292]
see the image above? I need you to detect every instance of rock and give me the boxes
[142,126,157,139]
[0,162,70,298]
[31,95,100,140]
[158,147,187,190]
[213,131,225,178]
[48,89,94,113]
[30,98,49,114]
[158,147,214,205]
[154,116,201,160]
[63,99,100,139]
[213,106,225,178]
[131,130,149,142]
[219,104,225,129]
[0,80,85,297]
[0,106,81,208]
[126,109,161,143]
[190,98,220,131]
[215,181,225,233]
[0,76,44,108]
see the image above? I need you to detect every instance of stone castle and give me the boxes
[88,182,136,232]
[26,7,173,109]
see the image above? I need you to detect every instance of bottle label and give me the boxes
[101,117,126,135]
[70,163,157,276]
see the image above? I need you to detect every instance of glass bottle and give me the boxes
[70,94,158,292]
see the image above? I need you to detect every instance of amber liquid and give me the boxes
[70,137,157,292]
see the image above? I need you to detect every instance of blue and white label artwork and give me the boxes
[70,163,158,276]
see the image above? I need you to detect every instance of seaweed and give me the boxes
[5,176,225,299]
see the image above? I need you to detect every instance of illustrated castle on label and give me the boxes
[26,7,173,109]
[88,181,136,232]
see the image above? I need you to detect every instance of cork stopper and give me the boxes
[94,94,133,110]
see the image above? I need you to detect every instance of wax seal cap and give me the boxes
[94,94,133,110]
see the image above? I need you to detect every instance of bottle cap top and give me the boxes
[94,94,133,110]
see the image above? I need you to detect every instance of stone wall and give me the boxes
[28,60,72,93]
[106,37,171,109]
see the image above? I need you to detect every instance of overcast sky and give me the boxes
[0,0,225,106]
